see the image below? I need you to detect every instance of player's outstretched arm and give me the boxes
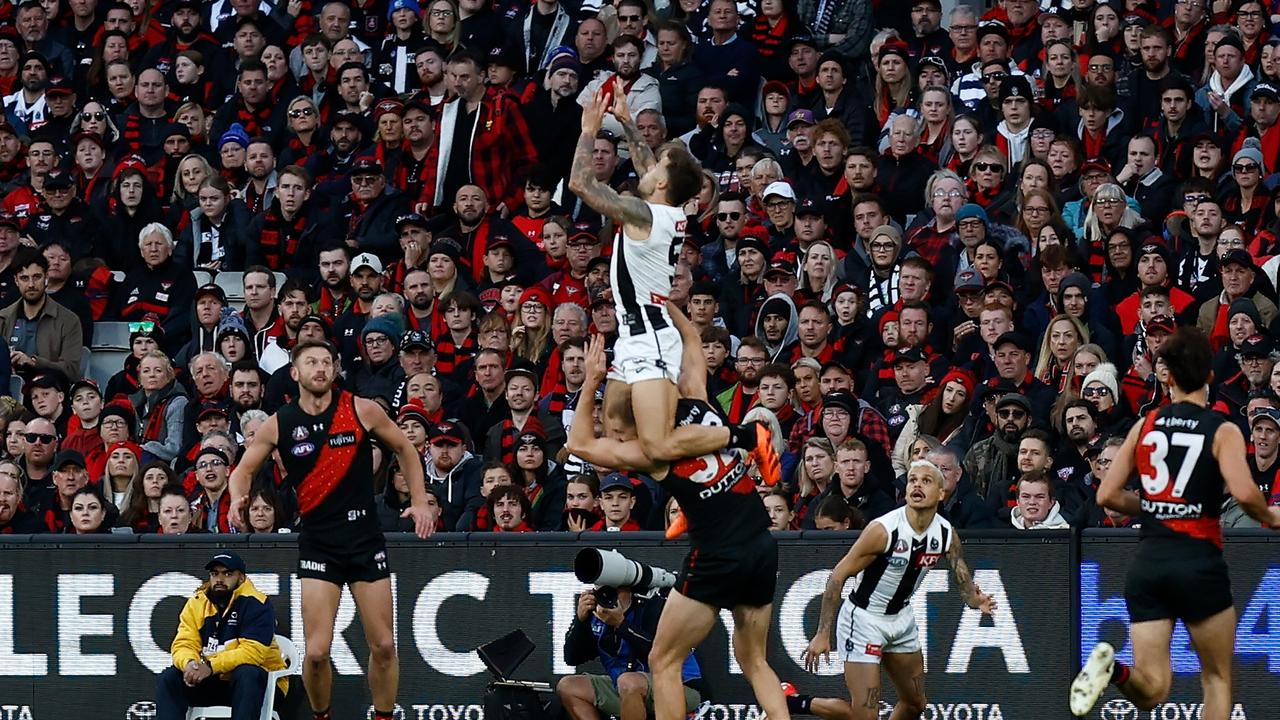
[611,84,657,176]
[1216,421,1280,527]
[947,531,996,614]
[1096,420,1144,516]
[803,522,888,672]
[228,415,280,531]
[564,334,659,472]
[358,397,439,538]
[668,301,707,402]
[568,88,653,236]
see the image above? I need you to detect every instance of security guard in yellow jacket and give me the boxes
[156,551,289,720]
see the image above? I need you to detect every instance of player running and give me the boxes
[1071,328,1280,719]
[567,85,780,487]
[566,303,793,720]
[801,461,995,720]
[228,340,438,720]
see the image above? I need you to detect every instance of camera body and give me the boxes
[590,585,620,609]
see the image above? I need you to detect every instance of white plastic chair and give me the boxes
[215,272,246,301]
[88,348,129,388]
[193,270,214,287]
[186,634,302,720]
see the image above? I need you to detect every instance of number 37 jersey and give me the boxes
[1134,402,1227,549]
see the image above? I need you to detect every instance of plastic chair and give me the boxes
[91,321,132,349]
[214,272,245,301]
[88,348,129,389]
[186,634,302,720]
[193,270,213,287]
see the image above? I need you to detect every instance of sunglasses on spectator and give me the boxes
[1233,163,1260,174]
[24,433,55,444]
[983,72,1008,83]
[932,189,964,199]
[1083,386,1112,397]
[1094,197,1123,206]
[129,321,156,333]
[1183,193,1210,204]
[288,107,316,118]
[618,13,643,21]
[972,162,1003,173]
[717,211,742,221]
[997,409,1027,420]
[82,111,106,121]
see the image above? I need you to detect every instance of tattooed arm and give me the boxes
[568,87,654,236]
[948,531,996,614]
[802,522,887,672]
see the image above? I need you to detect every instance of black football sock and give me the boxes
[374,710,396,720]
[313,710,332,720]
[727,422,759,450]
[786,694,814,714]
[1110,662,1131,686]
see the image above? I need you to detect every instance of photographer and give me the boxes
[557,585,702,720]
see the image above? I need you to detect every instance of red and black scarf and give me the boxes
[256,204,309,271]
[498,416,544,465]
[434,331,477,375]
[725,383,759,424]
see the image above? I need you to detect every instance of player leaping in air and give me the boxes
[566,300,793,720]
[800,461,995,720]
[1070,328,1280,720]
[566,85,781,491]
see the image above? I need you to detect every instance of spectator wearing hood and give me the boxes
[337,157,408,265]
[1195,33,1257,136]
[424,420,483,531]
[1009,470,1072,529]
[754,288,799,362]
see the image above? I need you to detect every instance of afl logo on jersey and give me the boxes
[293,426,309,441]
[292,442,316,457]
[329,432,357,447]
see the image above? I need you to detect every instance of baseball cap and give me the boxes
[506,361,539,385]
[822,391,856,414]
[196,403,230,423]
[429,421,464,445]
[395,212,430,233]
[764,257,796,278]
[51,450,86,471]
[70,378,101,398]
[1080,157,1113,176]
[351,252,383,274]
[486,231,515,252]
[205,551,246,574]
[0,212,20,231]
[1251,406,1280,429]
[599,472,635,495]
[1146,315,1176,335]
[786,109,816,128]
[400,329,433,352]
[762,182,796,201]
[954,269,984,293]
[350,157,383,176]
[44,77,72,97]
[993,331,1032,353]
[796,199,825,217]
[1220,248,1258,271]
[762,80,789,98]
[194,283,227,304]
[892,347,927,365]
[1240,333,1273,357]
[995,392,1031,413]
[1252,83,1280,101]
[43,173,74,191]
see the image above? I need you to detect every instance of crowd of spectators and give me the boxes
[0,0,1279,537]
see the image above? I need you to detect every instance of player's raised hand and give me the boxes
[611,83,633,124]
[584,333,608,388]
[582,87,610,136]
[801,634,831,673]
[972,584,998,615]
[229,495,249,532]
[403,500,440,539]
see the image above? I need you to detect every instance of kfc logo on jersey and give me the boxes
[916,553,943,569]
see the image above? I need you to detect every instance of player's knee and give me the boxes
[303,645,331,669]
[556,675,589,702]
[898,693,927,717]
[616,672,648,698]
[368,635,397,664]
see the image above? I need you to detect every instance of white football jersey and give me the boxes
[609,201,687,339]
[850,506,954,615]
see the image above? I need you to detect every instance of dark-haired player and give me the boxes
[228,340,439,720]
[566,302,791,720]
[568,85,781,490]
[1071,328,1280,719]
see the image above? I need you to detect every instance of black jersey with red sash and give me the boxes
[276,390,380,536]
[662,399,769,554]
[1134,402,1226,550]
